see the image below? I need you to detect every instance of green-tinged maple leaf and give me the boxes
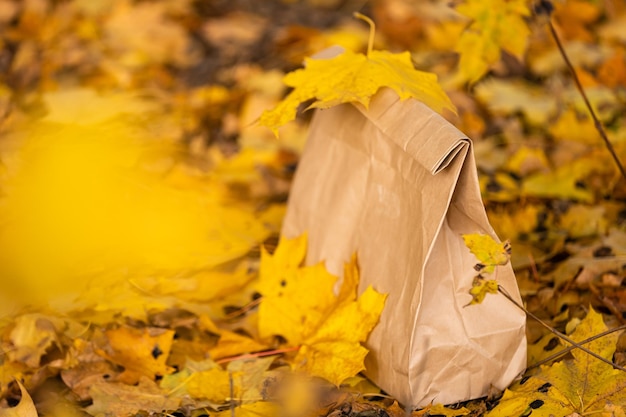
[463,233,511,274]
[259,49,455,135]
[0,381,38,417]
[488,308,626,416]
[455,0,530,84]
[258,235,387,385]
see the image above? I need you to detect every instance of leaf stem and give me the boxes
[548,18,626,182]
[353,12,375,56]
[498,286,626,373]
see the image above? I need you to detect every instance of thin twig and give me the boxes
[499,286,626,372]
[528,323,626,370]
[548,18,626,182]
[229,372,235,417]
[528,252,540,283]
[216,346,301,365]
[222,297,262,320]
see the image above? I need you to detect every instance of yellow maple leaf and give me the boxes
[548,108,599,144]
[488,308,626,416]
[294,286,387,385]
[186,368,232,403]
[257,233,338,344]
[258,235,387,385]
[259,233,308,283]
[258,261,337,344]
[259,48,454,135]
[455,0,530,84]
[97,326,175,384]
[208,329,268,361]
[337,253,359,305]
[522,158,596,203]
[462,233,511,274]
[527,333,561,369]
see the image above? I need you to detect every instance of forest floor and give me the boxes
[1,0,626,416]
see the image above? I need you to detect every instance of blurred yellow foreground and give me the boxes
[0,91,273,315]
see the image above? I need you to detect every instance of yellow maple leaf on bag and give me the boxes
[463,233,511,274]
[455,0,530,84]
[259,48,455,135]
[487,308,626,416]
[463,233,511,305]
[257,235,387,385]
[467,277,499,306]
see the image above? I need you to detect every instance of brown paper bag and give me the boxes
[281,87,527,408]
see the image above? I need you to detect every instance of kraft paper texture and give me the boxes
[281,87,527,407]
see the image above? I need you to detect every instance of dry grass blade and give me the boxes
[499,286,626,373]
[527,324,626,370]
[548,16,626,182]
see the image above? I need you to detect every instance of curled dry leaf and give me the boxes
[0,381,38,417]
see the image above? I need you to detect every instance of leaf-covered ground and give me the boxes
[1,0,626,416]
